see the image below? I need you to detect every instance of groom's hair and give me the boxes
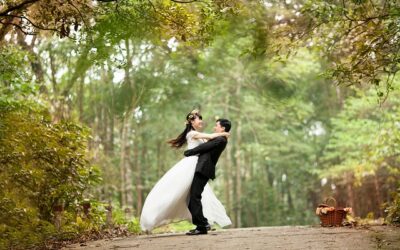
[216,118,231,132]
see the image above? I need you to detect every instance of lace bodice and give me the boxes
[186,131,205,149]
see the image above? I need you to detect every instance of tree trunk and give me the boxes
[107,63,115,156]
[223,94,232,218]
[235,118,243,228]
[373,174,383,217]
[286,176,294,211]
[346,172,355,215]
[335,85,344,108]
[0,16,15,41]
[78,78,84,122]
[119,121,127,208]
[157,140,162,179]
[234,81,243,228]
[62,48,91,97]
[120,113,134,217]
[136,130,146,216]
[119,38,135,217]
[16,28,46,93]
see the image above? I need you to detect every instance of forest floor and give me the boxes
[63,225,400,250]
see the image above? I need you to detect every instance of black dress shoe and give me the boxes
[189,224,211,233]
[186,229,207,235]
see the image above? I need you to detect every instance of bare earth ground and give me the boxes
[64,225,400,250]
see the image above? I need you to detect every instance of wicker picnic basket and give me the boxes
[316,197,347,227]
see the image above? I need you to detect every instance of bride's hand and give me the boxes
[222,132,230,138]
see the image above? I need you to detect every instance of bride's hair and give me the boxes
[167,110,202,148]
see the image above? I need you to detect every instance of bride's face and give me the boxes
[191,116,203,131]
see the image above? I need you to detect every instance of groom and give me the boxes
[184,118,231,235]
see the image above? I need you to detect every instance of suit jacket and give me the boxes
[184,136,227,180]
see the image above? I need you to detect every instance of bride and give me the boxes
[140,110,232,232]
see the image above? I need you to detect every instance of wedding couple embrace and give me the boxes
[140,109,232,235]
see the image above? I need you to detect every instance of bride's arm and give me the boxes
[192,132,229,140]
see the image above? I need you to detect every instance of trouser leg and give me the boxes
[188,172,209,231]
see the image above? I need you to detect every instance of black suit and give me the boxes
[184,136,227,231]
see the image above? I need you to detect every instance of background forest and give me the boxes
[1,0,400,248]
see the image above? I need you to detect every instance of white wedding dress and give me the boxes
[140,130,231,231]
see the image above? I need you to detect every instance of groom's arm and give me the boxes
[184,137,225,156]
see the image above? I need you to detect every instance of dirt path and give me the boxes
[64,225,400,250]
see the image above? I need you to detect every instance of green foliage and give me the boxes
[0,96,103,248]
[111,205,130,225]
[127,217,141,234]
[0,218,57,249]
[0,45,30,83]
[277,0,400,95]
[2,0,400,237]
[152,220,193,234]
[385,188,400,225]
[0,45,37,100]
[1,0,93,38]
[321,83,400,183]
[0,100,96,217]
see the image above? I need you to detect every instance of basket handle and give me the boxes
[325,197,337,207]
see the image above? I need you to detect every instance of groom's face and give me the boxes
[213,121,225,133]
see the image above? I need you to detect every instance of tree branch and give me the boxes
[171,0,198,3]
[2,14,59,32]
[67,0,90,31]
[0,20,36,35]
[341,0,356,22]
[147,0,185,28]
[0,0,40,16]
